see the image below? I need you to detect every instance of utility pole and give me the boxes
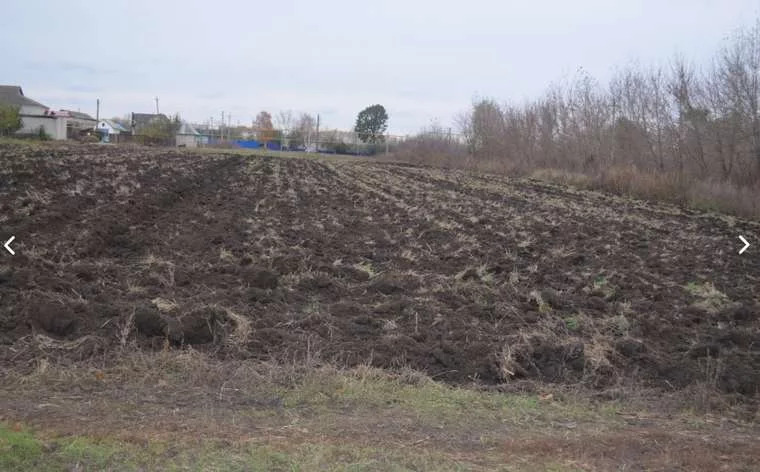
[221,111,225,141]
[316,113,320,151]
[155,97,160,114]
[95,98,100,130]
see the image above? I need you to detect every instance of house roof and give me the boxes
[177,121,200,135]
[60,109,96,121]
[131,113,169,129]
[102,119,128,132]
[0,85,49,110]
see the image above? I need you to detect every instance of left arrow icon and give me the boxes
[4,236,15,255]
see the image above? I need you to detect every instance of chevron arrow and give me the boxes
[3,236,14,256]
[739,235,750,255]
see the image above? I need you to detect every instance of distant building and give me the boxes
[130,112,170,134]
[97,119,129,136]
[175,121,201,148]
[131,113,203,147]
[0,85,66,139]
[57,109,97,137]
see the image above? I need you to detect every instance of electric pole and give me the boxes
[95,99,100,130]
[155,97,160,114]
[316,113,320,151]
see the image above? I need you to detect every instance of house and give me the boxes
[96,119,130,143]
[97,119,129,136]
[0,85,66,139]
[175,121,201,148]
[130,112,170,134]
[131,113,202,147]
[191,124,216,146]
[57,109,97,137]
[58,110,97,127]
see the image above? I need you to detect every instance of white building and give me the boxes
[97,119,129,136]
[58,109,97,136]
[175,121,201,148]
[0,85,66,139]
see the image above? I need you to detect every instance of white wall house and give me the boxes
[97,119,128,135]
[0,85,67,140]
[58,109,97,136]
[19,115,66,139]
[176,121,201,148]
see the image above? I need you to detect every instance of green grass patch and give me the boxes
[280,365,618,427]
[0,354,629,471]
[0,423,485,471]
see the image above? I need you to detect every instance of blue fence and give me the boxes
[234,140,281,150]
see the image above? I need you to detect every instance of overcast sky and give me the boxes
[2,0,758,134]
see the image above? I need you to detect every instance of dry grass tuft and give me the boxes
[151,297,179,313]
[221,307,252,347]
[685,281,730,314]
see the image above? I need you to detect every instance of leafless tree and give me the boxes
[274,110,294,132]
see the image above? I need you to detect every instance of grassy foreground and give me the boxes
[1,351,758,471]
[0,424,479,472]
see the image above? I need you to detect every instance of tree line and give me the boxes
[454,19,760,189]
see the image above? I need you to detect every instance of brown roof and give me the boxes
[131,113,169,129]
[0,85,49,109]
[59,109,96,121]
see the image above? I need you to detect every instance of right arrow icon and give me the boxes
[739,235,750,255]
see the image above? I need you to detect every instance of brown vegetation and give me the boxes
[393,19,760,219]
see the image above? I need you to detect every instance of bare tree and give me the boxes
[715,19,760,177]
[274,110,294,132]
[289,113,316,148]
[432,16,760,192]
[470,98,504,158]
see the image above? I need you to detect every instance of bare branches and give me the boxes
[451,18,760,187]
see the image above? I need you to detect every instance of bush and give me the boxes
[0,105,22,136]
[391,133,467,166]
[36,126,51,141]
[392,148,760,220]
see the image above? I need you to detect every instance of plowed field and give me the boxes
[1,143,759,398]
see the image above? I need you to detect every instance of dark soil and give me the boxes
[1,142,759,401]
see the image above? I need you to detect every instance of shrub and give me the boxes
[36,126,51,141]
[0,105,22,136]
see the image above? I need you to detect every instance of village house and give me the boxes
[130,112,169,134]
[131,113,201,147]
[175,121,201,148]
[0,85,66,139]
[57,109,97,137]
[95,119,130,143]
